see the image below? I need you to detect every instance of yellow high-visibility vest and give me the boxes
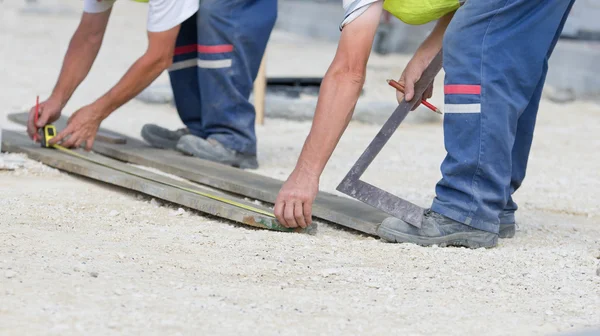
[384,0,461,25]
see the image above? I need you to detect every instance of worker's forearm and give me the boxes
[51,31,104,106]
[294,67,365,177]
[413,12,455,62]
[94,55,170,119]
[50,12,111,106]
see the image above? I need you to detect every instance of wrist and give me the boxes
[93,95,115,119]
[49,92,68,109]
[294,159,321,182]
[88,100,111,122]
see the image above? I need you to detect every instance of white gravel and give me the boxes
[1,1,599,335]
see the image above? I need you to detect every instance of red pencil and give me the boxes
[386,79,442,114]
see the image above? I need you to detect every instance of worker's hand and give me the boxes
[396,55,434,110]
[49,104,103,151]
[27,97,64,141]
[274,169,319,229]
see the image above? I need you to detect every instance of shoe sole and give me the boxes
[377,225,498,249]
[176,141,259,170]
[233,160,259,170]
[499,223,516,239]
[141,127,179,150]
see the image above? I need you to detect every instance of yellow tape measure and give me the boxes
[39,124,57,148]
[39,125,275,218]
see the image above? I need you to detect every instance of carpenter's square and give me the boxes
[336,50,444,228]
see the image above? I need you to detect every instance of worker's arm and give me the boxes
[49,26,180,150]
[27,10,112,139]
[396,11,455,105]
[274,3,383,228]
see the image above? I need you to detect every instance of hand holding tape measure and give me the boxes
[31,96,102,150]
[31,96,57,148]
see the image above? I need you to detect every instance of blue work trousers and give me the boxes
[432,0,576,233]
[168,0,277,155]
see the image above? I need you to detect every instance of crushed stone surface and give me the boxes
[1,1,599,335]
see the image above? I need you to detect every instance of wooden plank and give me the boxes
[253,55,267,125]
[7,113,384,235]
[7,113,126,144]
[1,130,314,234]
[92,143,382,235]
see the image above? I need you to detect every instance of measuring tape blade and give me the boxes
[52,144,275,218]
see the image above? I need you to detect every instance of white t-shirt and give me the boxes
[83,0,199,32]
[340,0,381,30]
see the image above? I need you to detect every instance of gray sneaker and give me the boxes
[176,134,259,169]
[141,124,189,150]
[377,209,498,248]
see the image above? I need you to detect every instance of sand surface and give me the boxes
[1,1,599,335]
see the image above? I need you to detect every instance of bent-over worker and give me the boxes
[27,0,275,170]
[274,0,575,248]
[27,0,198,149]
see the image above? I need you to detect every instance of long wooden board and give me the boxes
[1,130,314,234]
[8,113,385,235]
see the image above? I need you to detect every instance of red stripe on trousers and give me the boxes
[174,44,234,55]
[174,45,197,55]
[198,45,233,53]
[444,85,481,95]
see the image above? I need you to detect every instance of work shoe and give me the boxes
[141,124,189,150]
[499,211,517,239]
[377,209,498,248]
[176,134,259,169]
[499,223,516,238]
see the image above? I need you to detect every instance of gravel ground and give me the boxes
[1,1,599,335]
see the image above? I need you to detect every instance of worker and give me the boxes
[141,0,276,169]
[274,0,575,248]
[27,0,275,169]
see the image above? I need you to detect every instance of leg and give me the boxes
[431,0,576,234]
[169,13,205,138]
[502,0,576,227]
[141,14,199,149]
[195,0,277,155]
[378,0,575,247]
[499,62,546,228]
